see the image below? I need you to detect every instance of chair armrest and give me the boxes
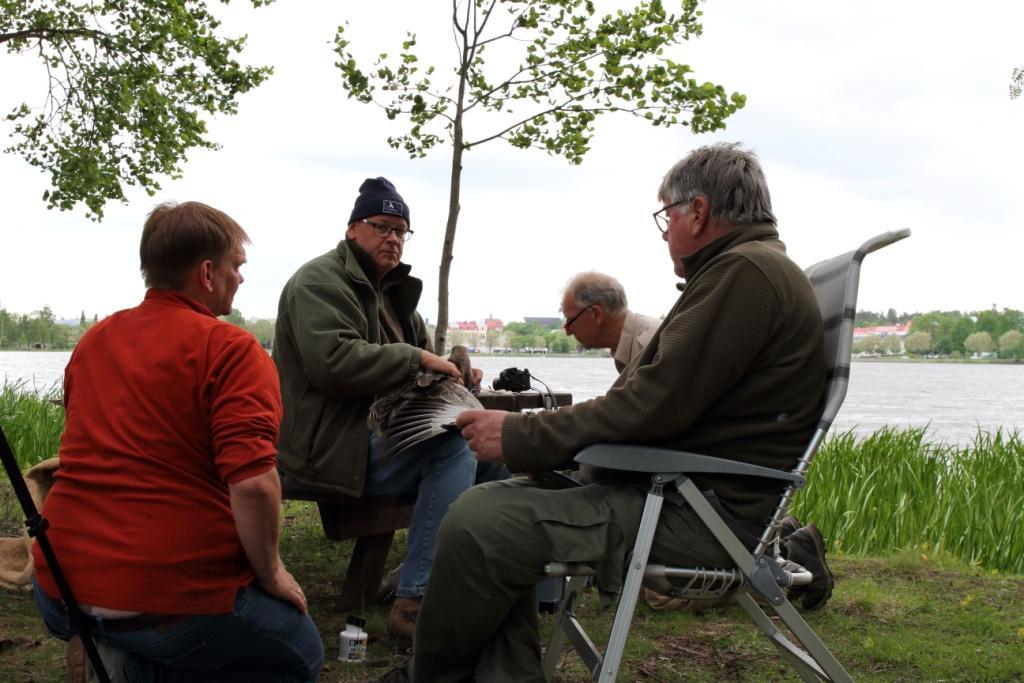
[574,443,803,484]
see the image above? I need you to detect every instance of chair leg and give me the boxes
[734,592,853,683]
[596,491,665,681]
[543,576,588,681]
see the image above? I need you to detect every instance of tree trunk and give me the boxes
[435,136,464,354]
[434,31,471,354]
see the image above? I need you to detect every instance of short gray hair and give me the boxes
[657,142,776,227]
[564,272,627,315]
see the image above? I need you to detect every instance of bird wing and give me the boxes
[369,373,482,461]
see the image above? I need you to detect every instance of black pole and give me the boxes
[0,426,110,683]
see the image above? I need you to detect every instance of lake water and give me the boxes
[3,351,1023,445]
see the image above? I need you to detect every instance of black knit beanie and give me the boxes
[348,177,410,226]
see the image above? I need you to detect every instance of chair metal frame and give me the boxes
[1,426,112,683]
[542,229,911,682]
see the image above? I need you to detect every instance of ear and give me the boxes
[591,304,606,326]
[690,195,711,237]
[346,223,358,240]
[198,259,215,293]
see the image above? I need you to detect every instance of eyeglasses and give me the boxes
[563,304,595,330]
[362,219,414,241]
[652,199,690,234]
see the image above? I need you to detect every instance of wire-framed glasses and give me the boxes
[563,303,595,330]
[652,199,690,234]
[362,219,414,241]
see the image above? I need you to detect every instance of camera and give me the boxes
[492,367,532,392]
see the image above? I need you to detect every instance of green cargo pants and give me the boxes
[411,477,734,682]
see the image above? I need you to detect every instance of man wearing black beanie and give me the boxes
[273,176,481,641]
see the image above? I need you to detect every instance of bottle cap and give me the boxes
[346,615,366,629]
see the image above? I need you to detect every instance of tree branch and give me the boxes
[464,48,607,113]
[452,0,467,38]
[471,0,500,44]
[465,93,588,148]
[0,27,106,45]
[466,88,688,149]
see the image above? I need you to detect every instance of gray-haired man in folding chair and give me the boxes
[396,143,829,682]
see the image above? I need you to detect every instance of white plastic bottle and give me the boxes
[338,615,368,663]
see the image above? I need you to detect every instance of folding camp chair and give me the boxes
[541,228,911,682]
[0,426,112,683]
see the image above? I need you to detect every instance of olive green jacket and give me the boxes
[502,223,826,526]
[273,240,430,496]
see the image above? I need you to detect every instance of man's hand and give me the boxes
[420,350,460,379]
[259,562,309,614]
[471,367,483,390]
[457,409,507,462]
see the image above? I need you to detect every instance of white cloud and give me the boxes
[2,0,1022,323]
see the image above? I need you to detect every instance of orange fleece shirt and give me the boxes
[34,289,282,614]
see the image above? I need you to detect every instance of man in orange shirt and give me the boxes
[32,202,323,682]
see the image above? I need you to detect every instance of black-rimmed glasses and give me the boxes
[362,218,414,241]
[652,199,689,234]
[563,304,595,330]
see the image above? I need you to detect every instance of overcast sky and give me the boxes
[2,1,1021,324]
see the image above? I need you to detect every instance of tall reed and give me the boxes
[0,379,64,469]
[794,427,1024,574]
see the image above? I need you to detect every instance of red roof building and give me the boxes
[852,322,911,339]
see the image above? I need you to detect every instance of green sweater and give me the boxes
[273,240,430,496]
[502,223,826,525]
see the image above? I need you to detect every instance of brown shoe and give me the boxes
[67,634,87,683]
[386,597,421,642]
[377,563,403,603]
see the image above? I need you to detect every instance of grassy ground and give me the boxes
[3,386,1023,680]
[2,490,1022,682]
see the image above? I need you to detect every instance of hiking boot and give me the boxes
[386,597,421,642]
[784,524,834,610]
[67,634,87,683]
[377,563,403,603]
[778,515,801,542]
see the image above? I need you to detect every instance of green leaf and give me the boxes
[2,0,274,218]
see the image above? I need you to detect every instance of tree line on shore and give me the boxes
[0,306,581,354]
[854,307,1024,359]
[3,305,1023,359]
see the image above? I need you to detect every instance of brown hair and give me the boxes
[139,201,250,289]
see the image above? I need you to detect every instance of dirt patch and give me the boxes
[634,623,772,681]
[0,517,23,537]
[0,638,41,655]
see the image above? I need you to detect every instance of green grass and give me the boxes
[795,427,1024,574]
[2,492,1022,682]
[0,380,64,470]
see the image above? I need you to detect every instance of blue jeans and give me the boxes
[34,580,323,682]
[365,431,478,598]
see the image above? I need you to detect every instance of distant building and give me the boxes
[448,320,486,349]
[852,322,911,339]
